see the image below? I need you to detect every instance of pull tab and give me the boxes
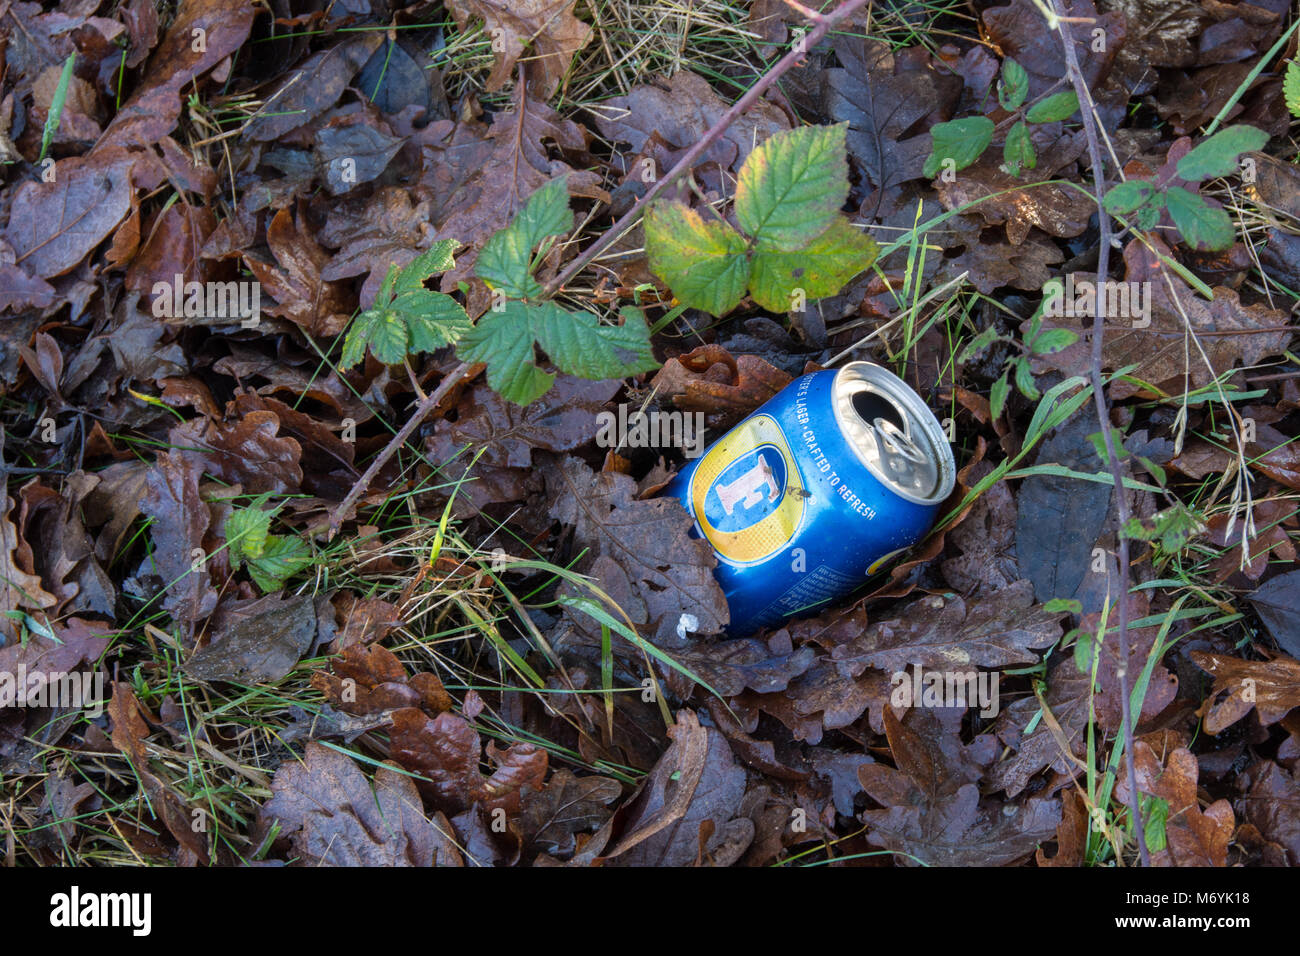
[871,418,933,493]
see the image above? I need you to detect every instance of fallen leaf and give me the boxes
[444,0,592,99]
[590,710,752,866]
[546,456,729,647]
[1250,570,1300,659]
[859,707,1060,865]
[1191,652,1300,731]
[1115,741,1234,866]
[831,579,1063,673]
[517,768,622,857]
[1031,237,1293,399]
[4,148,138,279]
[259,741,463,866]
[184,593,316,684]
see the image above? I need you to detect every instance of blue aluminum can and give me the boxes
[666,362,955,636]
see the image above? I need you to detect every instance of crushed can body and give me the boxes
[666,362,956,636]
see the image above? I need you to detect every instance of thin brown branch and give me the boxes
[326,361,475,540]
[541,0,873,298]
[1050,2,1150,865]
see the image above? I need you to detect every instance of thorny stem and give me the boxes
[326,361,474,540]
[1050,3,1150,866]
[541,0,872,298]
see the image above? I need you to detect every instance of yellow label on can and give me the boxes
[691,414,805,565]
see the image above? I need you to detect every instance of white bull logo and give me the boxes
[715,453,780,516]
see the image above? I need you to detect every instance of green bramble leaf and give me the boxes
[749,218,878,312]
[1003,121,1036,177]
[1025,90,1079,123]
[1175,125,1269,183]
[1286,60,1300,118]
[456,300,657,406]
[244,534,313,593]
[1143,795,1169,853]
[476,176,572,299]
[643,203,750,315]
[734,124,849,250]
[226,505,271,568]
[1164,185,1235,251]
[456,303,556,405]
[645,124,876,318]
[339,244,470,369]
[1103,180,1156,216]
[999,58,1029,112]
[226,501,313,592]
[923,117,995,179]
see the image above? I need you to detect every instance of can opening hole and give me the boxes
[851,389,906,433]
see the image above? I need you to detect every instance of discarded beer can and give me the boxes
[666,362,955,636]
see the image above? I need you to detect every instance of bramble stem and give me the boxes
[1050,2,1149,866]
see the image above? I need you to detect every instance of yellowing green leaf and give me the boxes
[734,124,849,250]
[644,202,750,316]
[749,217,877,312]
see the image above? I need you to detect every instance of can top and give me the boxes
[831,362,956,505]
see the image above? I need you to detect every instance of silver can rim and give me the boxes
[831,361,957,505]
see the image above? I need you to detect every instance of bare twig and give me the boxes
[1050,2,1150,865]
[326,361,475,540]
[542,0,872,298]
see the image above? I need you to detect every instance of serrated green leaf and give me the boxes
[533,302,659,380]
[1103,179,1156,216]
[476,176,572,299]
[339,312,376,370]
[1175,125,1269,182]
[245,534,313,592]
[391,239,459,297]
[734,124,849,250]
[226,506,272,568]
[923,117,995,179]
[364,308,413,365]
[1165,185,1235,251]
[1025,90,1079,123]
[1003,121,1036,176]
[456,298,657,406]
[456,302,555,405]
[1286,60,1300,118]
[748,217,877,312]
[1013,356,1039,400]
[999,58,1029,112]
[401,291,471,355]
[1029,327,1079,354]
[644,202,750,316]
[990,371,1011,420]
